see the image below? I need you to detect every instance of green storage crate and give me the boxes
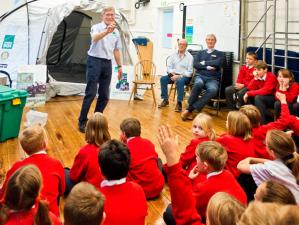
[0,86,28,142]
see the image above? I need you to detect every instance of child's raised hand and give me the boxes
[157,124,180,167]
[276,92,287,104]
[188,165,199,180]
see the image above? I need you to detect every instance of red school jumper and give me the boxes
[0,153,65,216]
[100,181,148,225]
[251,103,290,159]
[168,163,246,224]
[247,71,277,97]
[168,163,203,225]
[4,205,61,225]
[236,65,255,87]
[275,83,299,103]
[216,135,257,177]
[70,144,103,188]
[179,137,210,174]
[126,137,164,199]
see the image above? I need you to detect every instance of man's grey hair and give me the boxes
[206,34,217,42]
[102,6,115,15]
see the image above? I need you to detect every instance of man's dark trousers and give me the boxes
[79,56,112,124]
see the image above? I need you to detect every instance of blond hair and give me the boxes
[85,112,111,147]
[240,105,261,128]
[237,202,299,225]
[196,141,227,171]
[207,192,245,225]
[227,111,252,141]
[266,129,299,184]
[64,182,105,225]
[19,124,47,155]
[192,113,216,140]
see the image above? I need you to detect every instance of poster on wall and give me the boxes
[110,65,134,100]
[185,19,194,44]
[16,65,47,107]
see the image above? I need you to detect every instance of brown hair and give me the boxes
[19,124,47,154]
[227,111,252,141]
[237,202,299,225]
[278,68,295,85]
[0,165,52,225]
[207,192,245,225]
[246,51,258,60]
[64,182,105,225]
[254,60,268,70]
[266,130,299,184]
[196,141,228,171]
[120,118,141,138]
[240,105,261,128]
[260,181,296,205]
[85,112,111,147]
[192,113,216,140]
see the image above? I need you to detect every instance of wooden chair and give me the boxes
[128,60,157,105]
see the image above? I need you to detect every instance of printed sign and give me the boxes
[17,65,47,107]
[110,65,134,100]
[2,35,15,49]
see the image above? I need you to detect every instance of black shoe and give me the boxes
[158,99,169,108]
[175,102,182,112]
[78,121,87,133]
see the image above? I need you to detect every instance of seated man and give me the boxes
[158,39,194,112]
[181,34,224,120]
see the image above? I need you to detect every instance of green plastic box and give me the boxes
[0,86,28,142]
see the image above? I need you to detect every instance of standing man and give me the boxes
[181,34,224,120]
[78,6,122,132]
[158,39,194,112]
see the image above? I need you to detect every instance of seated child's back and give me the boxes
[120,118,164,199]
[99,140,148,225]
[70,112,110,188]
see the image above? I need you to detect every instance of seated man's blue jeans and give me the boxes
[160,75,191,103]
[187,74,219,112]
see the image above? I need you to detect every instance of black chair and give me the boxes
[0,70,12,87]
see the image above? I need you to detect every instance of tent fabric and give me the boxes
[0,0,132,88]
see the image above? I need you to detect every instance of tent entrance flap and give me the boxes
[47,11,91,83]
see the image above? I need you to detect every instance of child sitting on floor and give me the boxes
[237,129,299,203]
[0,165,60,225]
[99,139,148,225]
[65,112,111,193]
[216,111,257,178]
[160,127,246,224]
[120,118,164,199]
[179,113,216,175]
[64,182,105,225]
[158,124,246,225]
[0,124,65,216]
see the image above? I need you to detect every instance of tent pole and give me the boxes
[36,9,50,64]
[26,1,30,64]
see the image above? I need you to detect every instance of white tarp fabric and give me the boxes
[0,0,132,89]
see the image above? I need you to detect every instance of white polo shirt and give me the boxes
[87,22,122,60]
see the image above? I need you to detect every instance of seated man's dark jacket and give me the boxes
[193,50,224,79]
